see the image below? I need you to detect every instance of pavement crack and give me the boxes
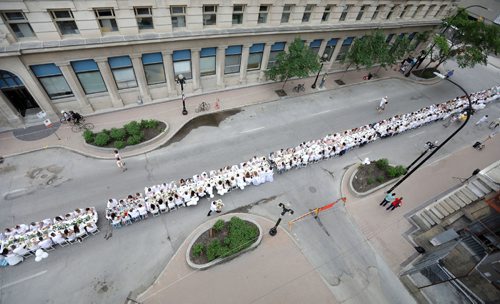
[321,167,335,180]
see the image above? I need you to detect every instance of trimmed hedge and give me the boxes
[84,119,161,148]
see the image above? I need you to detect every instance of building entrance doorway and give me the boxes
[0,70,40,117]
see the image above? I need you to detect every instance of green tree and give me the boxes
[265,38,320,89]
[430,8,500,69]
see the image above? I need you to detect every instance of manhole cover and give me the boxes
[335,79,345,85]
[309,186,317,193]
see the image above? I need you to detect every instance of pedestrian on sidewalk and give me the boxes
[116,157,127,172]
[377,96,388,113]
[387,197,403,211]
[207,199,224,216]
[380,193,396,206]
[475,115,488,126]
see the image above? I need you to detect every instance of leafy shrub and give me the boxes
[386,166,397,178]
[192,243,204,257]
[140,119,149,129]
[109,128,127,141]
[83,130,94,143]
[375,159,389,171]
[213,219,225,232]
[393,165,407,177]
[206,239,221,262]
[114,140,126,149]
[127,136,140,146]
[367,178,375,185]
[124,121,141,136]
[142,119,159,129]
[223,237,231,246]
[93,132,110,146]
[376,176,385,183]
[220,217,258,258]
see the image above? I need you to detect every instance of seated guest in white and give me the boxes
[205,183,215,198]
[4,249,23,266]
[28,239,40,252]
[138,204,148,219]
[4,228,14,237]
[38,236,54,249]
[166,197,176,210]
[129,208,140,221]
[74,224,86,241]
[12,245,30,256]
[85,222,98,234]
[158,200,168,213]
[29,222,39,231]
[50,232,67,245]
[15,224,29,235]
[107,198,118,209]
[65,229,77,242]
[150,204,159,216]
[187,191,199,206]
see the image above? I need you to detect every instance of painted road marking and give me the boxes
[0,270,47,290]
[240,127,264,134]
[408,131,426,138]
[311,109,332,116]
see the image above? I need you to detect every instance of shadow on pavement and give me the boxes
[160,109,241,148]
[13,123,61,141]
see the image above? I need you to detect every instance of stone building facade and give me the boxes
[0,0,453,130]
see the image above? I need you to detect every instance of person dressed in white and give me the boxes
[38,236,54,250]
[107,198,118,209]
[475,115,488,126]
[12,245,30,256]
[378,96,388,112]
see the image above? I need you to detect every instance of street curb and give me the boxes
[185,214,262,270]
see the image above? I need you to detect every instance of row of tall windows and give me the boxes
[1,4,444,39]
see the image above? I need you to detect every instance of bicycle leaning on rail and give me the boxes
[60,116,94,133]
[195,101,211,113]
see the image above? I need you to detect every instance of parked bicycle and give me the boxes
[59,114,94,132]
[195,101,211,113]
[293,83,305,93]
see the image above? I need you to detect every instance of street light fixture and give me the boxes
[312,53,329,89]
[176,74,188,115]
[269,203,294,236]
[404,5,489,77]
[387,70,472,194]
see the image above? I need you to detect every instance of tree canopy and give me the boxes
[432,8,500,69]
[265,38,320,89]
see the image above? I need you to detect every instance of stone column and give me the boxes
[0,92,23,127]
[161,50,177,96]
[129,54,152,103]
[94,57,124,108]
[55,61,94,113]
[239,44,251,84]
[191,48,201,92]
[259,43,272,81]
[216,46,226,89]
[326,38,345,70]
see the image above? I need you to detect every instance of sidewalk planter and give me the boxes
[84,120,169,152]
[409,69,442,85]
[349,160,404,197]
[186,215,262,270]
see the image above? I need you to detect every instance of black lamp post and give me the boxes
[176,74,188,115]
[406,141,438,171]
[387,71,472,194]
[405,5,489,77]
[269,203,294,236]
[312,54,329,89]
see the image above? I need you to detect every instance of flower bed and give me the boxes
[351,159,407,193]
[83,119,165,149]
[189,216,259,265]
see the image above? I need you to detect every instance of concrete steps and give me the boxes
[411,175,497,231]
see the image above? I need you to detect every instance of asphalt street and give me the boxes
[0,60,499,304]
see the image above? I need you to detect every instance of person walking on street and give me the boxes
[380,193,396,206]
[377,96,388,113]
[114,149,121,160]
[475,115,488,126]
[387,197,403,211]
[116,157,127,172]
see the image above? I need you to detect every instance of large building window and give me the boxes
[302,4,315,23]
[372,5,385,20]
[339,5,352,21]
[49,9,79,35]
[31,64,73,99]
[423,5,436,18]
[281,5,293,23]
[232,5,245,24]
[1,11,36,39]
[203,5,217,26]
[309,39,322,54]
[248,43,264,70]
[171,6,186,28]
[135,7,153,30]
[142,53,165,85]
[173,50,192,79]
[385,34,394,44]
[225,45,242,74]
[434,5,447,17]
[336,37,354,61]
[200,48,216,76]
[94,8,118,32]
[323,38,338,61]
[268,42,285,68]
[322,5,333,22]
[413,5,424,18]
[386,5,398,20]
[356,5,369,21]
[400,5,412,18]
[258,5,270,24]
[108,56,137,89]
[71,60,107,94]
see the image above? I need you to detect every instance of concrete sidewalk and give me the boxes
[342,134,500,274]
[0,65,434,159]
[136,213,337,304]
